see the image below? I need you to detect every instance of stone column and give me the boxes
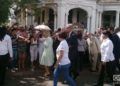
[54,11,57,30]
[25,9,28,26]
[99,11,102,28]
[57,5,66,28]
[91,8,96,33]
[41,9,45,24]
[64,12,69,26]
[30,10,33,25]
[87,15,91,32]
[20,9,25,26]
[45,9,49,24]
[40,9,42,24]
[72,9,77,23]
[33,15,35,25]
[115,10,120,28]
[32,14,35,25]
[96,10,99,29]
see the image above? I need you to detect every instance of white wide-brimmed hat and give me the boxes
[34,24,51,30]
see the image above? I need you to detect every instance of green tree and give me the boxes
[0,0,39,25]
[15,0,38,10]
[0,0,11,25]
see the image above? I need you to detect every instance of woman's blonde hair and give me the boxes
[42,30,51,37]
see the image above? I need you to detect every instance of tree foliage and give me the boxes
[0,0,11,25]
[0,0,39,25]
[14,0,38,10]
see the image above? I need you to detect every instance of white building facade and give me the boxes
[23,0,120,32]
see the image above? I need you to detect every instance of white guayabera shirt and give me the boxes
[117,32,120,38]
[100,38,115,62]
[0,34,13,58]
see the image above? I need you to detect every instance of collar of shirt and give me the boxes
[102,38,109,42]
[117,32,120,38]
[68,31,72,38]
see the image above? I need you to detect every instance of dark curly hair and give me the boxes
[0,26,7,41]
[58,32,67,39]
[102,30,110,37]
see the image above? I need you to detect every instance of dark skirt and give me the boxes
[0,53,9,85]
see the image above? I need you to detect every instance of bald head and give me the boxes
[65,24,73,33]
[114,27,120,33]
[66,24,73,29]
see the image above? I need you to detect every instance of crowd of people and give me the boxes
[0,23,120,86]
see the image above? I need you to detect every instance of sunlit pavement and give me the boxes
[5,68,113,86]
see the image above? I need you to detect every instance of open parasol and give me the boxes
[34,24,51,30]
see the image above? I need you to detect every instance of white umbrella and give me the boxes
[34,24,51,30]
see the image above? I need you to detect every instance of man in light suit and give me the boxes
[87,33,100,72]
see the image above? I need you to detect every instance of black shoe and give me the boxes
[89,69,97,72]
[93,83,103,86]
[73,76,77,80]
[73,73,79,80]
[93,84,98,86]
[104,79,112,84]
[93,84,102,86]
[0,83,5,86]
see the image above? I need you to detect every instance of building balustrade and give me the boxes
[98,0,120,3]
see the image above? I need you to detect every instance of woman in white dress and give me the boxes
[40,30,54,76]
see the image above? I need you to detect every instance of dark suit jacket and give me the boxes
[66,31,78,61]
[109,34,120,59]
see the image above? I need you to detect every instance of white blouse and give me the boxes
[77,39,86,52]
[0,35,13,58]
[100,38,115,62]
[56,40,70,65]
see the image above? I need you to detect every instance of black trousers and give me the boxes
[69,59,78,79]
[77,51,85,71]
[69,52,79,79]
[0,54,9,85]
[97,61,115,86]
[115,58,120,72]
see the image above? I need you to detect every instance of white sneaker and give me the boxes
[31,68,34,72]
[11,69,16,73]
[14,68,18,71]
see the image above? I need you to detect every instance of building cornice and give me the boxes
[98,2,120,5]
